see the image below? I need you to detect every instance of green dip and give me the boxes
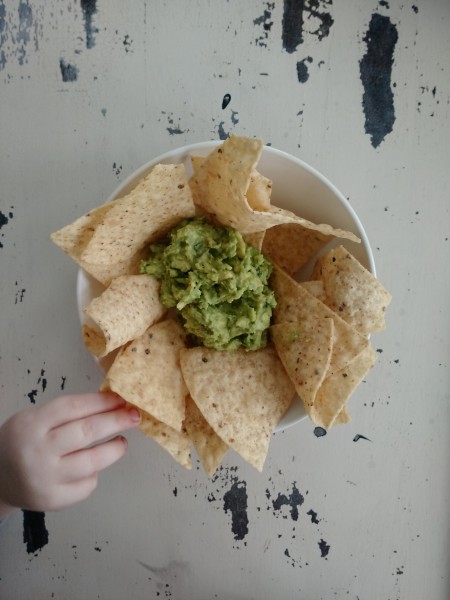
[139,217,276,350]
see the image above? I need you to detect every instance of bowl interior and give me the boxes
[77,141,375,432]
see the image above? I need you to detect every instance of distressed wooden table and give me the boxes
[1,1,449,599]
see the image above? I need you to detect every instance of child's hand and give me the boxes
[0,393,141,518]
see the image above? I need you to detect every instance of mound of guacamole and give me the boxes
[139,217,276,350]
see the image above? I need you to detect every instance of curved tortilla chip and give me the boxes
[184,396,228,477]
[101,319,188,431]
[313,345,377,429]
[311,245,392,335]
[82,164,195,265]
[271,318,334,412]
[84,275,166,357]
[139,411,192,469]
[180,346,294,471]
[189,135,360,241]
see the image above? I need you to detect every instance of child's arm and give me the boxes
[0,393,141,519]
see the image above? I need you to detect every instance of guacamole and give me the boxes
[139,217,276,350]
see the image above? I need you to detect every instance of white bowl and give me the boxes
[77,141,375,432]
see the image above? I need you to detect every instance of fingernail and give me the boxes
[128,407,141,423]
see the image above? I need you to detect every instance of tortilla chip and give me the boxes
[189,135,360,242]
[243,230,266,251]
[246,170,272,211]
[191,155,271,212]
[313,345,377,429]
[139,410,192,469]
[262,224,332,275]
[184,396,228,476]
[81,164,195,266]
[311,245,392,335]
[334,406,351,425]
[271,265,368,373]
[84,275,166,357]
[101,319,188,431]
[180,346,294,471]
[51,200,143,285]
[271,318,334,413]
[300,280,327,302]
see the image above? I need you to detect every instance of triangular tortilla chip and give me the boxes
[51,200,146,285]
[262,223,332,275]
[271,318,334,412]
[180,346,294,471]
[313,345,377,429]
[101,319,188,431]
[84,275,166,357]
[139,411,192,469]
[81,164,195,265]
[270,265,368,373]
[184,396,228,476]
[311,245,392,335]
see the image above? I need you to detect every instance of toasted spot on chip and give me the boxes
[271,318,334,415]
[184,395,228,477]
[270,264,368,373]
[101,319,188,431]
[313,345,377,429]
[180,346,294,472]
[311,245,392,335]
[139,410,192,469]
[81,164,195,266]
[84,275,166,357]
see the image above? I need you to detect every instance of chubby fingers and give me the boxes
[40,392,126,430]
[60,435,129,483]
[50,405,141,456]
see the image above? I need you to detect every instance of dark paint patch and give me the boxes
[253,2,274,48]
[14,281,26,304]
[22,510,48,553]
[217,122,229,140]
[296,56,312,83]
[282,0,334,53]
[80,0,98,49]
[27,389,38,404]
[123,34,132,53]
[173,487,178,497]
[222,93,231,109]
[60,376,66,391]
[314,426,327,437]
[353,433,371,442]
[412,4,418,13]
[17,1,33,66]
[167,126,185,135]
[319,538,330,558]
[101,108,107,116]
[231,110,239,125]
[307,508,319,524]
[223,480,249,540]
[59,59,78,82]
[38,368,47,392]
[0,211,10,229]
[272,483,304,521]
[359,13,398,148]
